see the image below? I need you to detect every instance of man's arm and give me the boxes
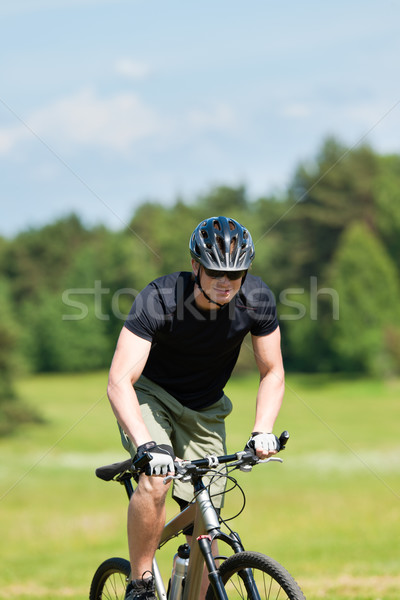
[107,326,153,448]
[251,326,285,456]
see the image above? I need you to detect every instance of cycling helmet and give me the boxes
[189,216,255,270]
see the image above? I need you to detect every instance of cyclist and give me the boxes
[107,216,285,600]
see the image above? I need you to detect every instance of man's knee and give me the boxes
[136,473,171,503]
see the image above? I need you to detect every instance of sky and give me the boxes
[1,0,400,237]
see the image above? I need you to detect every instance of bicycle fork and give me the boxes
[198,533,262,600]
[197,535,229,600]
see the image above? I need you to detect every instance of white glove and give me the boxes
[135,441,175,476]
[240,432,281,472]
[246,432,280,454]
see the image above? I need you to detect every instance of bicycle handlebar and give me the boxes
[131,430,290,477]
[95,431,289,482]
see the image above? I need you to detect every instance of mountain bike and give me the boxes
[90,431,306,600]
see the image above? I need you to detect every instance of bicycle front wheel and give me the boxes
[89,556,131,600]
[205,551,306,600]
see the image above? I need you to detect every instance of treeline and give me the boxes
[2,137,400,409]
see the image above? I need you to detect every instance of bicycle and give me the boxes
[90,431,306,600]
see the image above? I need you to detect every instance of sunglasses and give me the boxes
[203,267,247,281]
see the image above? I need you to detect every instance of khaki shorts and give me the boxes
[118,375,233,508]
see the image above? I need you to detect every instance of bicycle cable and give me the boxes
[195,465,247,528]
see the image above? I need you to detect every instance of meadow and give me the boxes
[0,371,399,599]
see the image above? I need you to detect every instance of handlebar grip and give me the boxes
[131,451,153,471]
[279,430,290,450]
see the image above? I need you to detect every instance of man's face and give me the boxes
[192,260,243,308]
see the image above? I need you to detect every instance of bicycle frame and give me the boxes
[151,481,245,600]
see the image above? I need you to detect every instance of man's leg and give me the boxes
[128,474,171,580]
[117,379,176,580]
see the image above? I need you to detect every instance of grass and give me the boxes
[0,371,399,599]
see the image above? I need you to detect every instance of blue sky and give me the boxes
[1,0,399,237]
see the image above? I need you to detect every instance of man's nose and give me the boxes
[219,275,230,284]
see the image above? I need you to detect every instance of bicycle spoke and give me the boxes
[208,551,305,600]
[89,558,130,600]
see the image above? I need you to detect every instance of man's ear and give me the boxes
[191,259,200,275]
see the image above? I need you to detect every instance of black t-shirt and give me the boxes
[124,272,278,410]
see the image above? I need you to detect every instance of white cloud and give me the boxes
[0,88,164,155]
[186,103,236,131]
[0,124,27,155]
[0,90,238,158]
[279,103,311,119]
[115,58,151,80]
[345,99,400,127]
[35,88,162,149]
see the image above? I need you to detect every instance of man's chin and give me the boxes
[214,291,233,304]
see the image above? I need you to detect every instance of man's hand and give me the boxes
[135,441,175,476]
[245,431,280,459]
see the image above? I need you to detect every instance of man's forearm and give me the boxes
[253,368,285,433]
[107,380,152,447]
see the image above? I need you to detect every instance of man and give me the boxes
[107,216,285,600]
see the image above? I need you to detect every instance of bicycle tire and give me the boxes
[205,551,306,600]
[89,556,131,600]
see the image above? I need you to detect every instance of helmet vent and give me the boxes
[231,236,238,253]
[213,220,222,231]
[215,235,225,253]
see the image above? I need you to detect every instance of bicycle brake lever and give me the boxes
[163,461,193,485]
[238,452,283,472]
[163,472,192,484]
[163,474,177,484]
[237,450,258,473]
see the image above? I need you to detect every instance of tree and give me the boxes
[250,195,293,292]
[62,227,161,353]
[4,214,89,303]
[287,138,380,282]
[21,289,112,372]
[0,279,42,435]
[330,223,400,375]
[278,289,339,373]
[196,185,249,218]
[374,153,400,270]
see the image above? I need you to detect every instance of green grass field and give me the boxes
[0,371,399,599]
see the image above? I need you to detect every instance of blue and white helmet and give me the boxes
[189,216,255,270]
